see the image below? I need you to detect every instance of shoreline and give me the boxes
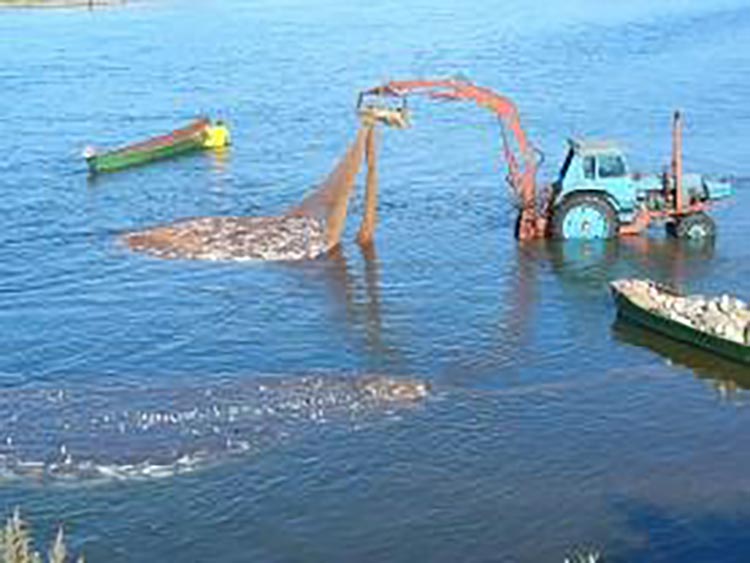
[0,0,127,7]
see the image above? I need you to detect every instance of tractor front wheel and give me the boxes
[552,193,619,240]
[666,212,716,239]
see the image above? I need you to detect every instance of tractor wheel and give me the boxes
[552,193,619,240]
[667,212,716,239]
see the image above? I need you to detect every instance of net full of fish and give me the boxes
[614,279,750,345]
[125,216,327,261]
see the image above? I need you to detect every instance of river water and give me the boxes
[2,0,750,561]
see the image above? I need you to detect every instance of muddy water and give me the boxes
[2,0,750,561]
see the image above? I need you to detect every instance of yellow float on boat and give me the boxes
[202,121,231,149]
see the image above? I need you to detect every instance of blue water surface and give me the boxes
[2,0,750,560]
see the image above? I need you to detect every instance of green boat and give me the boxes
[85,117,230,174]
[611,280,750,365]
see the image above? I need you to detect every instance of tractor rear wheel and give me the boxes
[552,193,619,240]
[666,212,716,239]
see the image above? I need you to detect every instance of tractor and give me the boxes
[358,78,733,241]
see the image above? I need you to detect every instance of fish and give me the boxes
[123,216,329,261]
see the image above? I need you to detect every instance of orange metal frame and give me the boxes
[361,78,548,240]
[619,111,709,236]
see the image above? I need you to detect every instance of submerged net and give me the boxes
[0,374,427,483]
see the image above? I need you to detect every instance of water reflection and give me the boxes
[612,496,750,563]
[328,245,405,369]
[618,236,717,286]
[317,236,721,387]
[613,320,750,398]
[209,147,231,175]
[524,236,715,288]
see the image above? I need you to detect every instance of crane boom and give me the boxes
[359,78,548,239]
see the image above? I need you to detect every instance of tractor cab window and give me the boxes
[583,156,595,180]
[598,154,627,178]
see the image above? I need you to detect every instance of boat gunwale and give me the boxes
[89,118,210,160]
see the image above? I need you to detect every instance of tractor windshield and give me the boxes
[598,154,627,178]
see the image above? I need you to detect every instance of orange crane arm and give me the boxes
[359,78,545,238]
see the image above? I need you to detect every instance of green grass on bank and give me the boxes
[0,509,83,563]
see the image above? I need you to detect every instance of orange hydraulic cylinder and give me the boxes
[673,111,684,214]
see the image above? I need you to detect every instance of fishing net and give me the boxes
[289,105,405,247]
[124,107,405,261]
[357,124,379,245]
[287,124,372,248]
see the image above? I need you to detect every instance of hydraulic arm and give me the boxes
[359,78,548,240]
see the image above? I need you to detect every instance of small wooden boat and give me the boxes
[611,279,750,365]
[84,117,230,174]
